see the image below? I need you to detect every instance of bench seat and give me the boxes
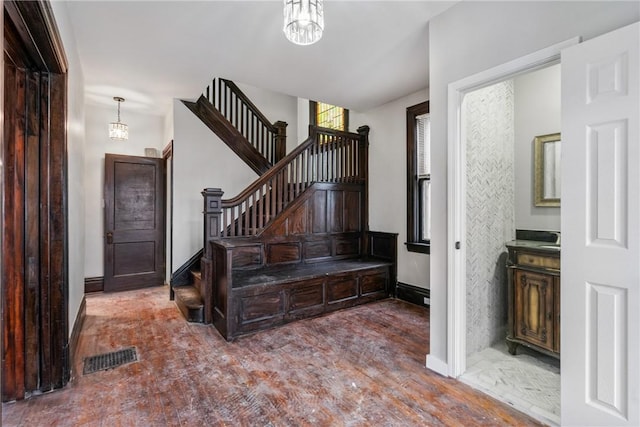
[206,231,398,341]
[232,259,392,289]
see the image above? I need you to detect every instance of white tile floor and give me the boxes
[460,343,560,426]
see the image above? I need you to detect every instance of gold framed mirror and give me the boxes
[534,132,561,207]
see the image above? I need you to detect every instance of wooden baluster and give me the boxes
[323,135,328,181]
[268,180,274,223]
[293,156,299,197]
[253,194,257,235]
[221,208,226,238]
[246,201,249,236]
[330,136,335,182]
[337,136,341,182]
[257,186,263,230]
[287,164,292,205]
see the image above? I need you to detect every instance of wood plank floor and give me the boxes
[2,286,544,426]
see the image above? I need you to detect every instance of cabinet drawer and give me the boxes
[516,253,559,270]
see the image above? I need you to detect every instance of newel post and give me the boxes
[273,121,288,162]
[202,188,224,257]
[201,188,223,325]
[357,125,370,255]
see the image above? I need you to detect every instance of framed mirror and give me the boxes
[534,132,561,207]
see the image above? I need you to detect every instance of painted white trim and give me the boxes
[426,354,449,377]
[446,37,580,379]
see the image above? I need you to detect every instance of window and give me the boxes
[406,101,430,253]
[310,101,349,131]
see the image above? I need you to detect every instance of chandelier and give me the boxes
[283,0,324,46]
[109,96,128,140]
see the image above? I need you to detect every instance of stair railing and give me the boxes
[205,125,369,239]
[204,78,287,164]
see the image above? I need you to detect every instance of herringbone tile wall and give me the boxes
[464,80,515,356]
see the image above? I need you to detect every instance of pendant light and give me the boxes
[109,96,129,140]
[283,0,324,46]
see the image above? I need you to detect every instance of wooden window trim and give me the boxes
[406,101,430,254]
[309,100,349,132]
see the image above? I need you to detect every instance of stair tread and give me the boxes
[191,270,201,280]
[173,286,203,308]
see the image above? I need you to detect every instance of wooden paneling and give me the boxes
[327,275,358,303]
[304,240,331,260]
[2,0,70,401]
[329,190,343,232]
[289,279,324,312]
[344,190,360,232]
[312,190,327,233]
[267,242,301,264]
[289,202,307,235]
[361,272,387,295]
[231,245,262,268]
[240,292,284,322]
[334,236,360,256]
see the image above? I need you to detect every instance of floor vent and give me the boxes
[83,347,138,375]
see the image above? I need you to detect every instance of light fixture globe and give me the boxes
[283,0,324,46]
[109,96,129,141]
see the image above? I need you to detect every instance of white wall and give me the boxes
[234,82,299,152]
[172,100,257,272]
[83,104,166,277]
[50,1,86,336]
[352,88,430,288]
[514,64,561,231]
[428,0,639,371]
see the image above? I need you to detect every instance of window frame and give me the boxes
[406,101,430,254]
[309,100,349,132]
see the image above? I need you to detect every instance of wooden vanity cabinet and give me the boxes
[506,244,560,358]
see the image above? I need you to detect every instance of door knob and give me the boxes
[106,232,113,244]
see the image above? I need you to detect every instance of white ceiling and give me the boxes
[63,1,457,116]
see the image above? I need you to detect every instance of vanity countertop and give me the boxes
[506,239,560,253]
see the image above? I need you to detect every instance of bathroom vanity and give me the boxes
[506,238,560,358]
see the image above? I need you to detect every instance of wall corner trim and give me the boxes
[426,354,449,377]
[69,296,86,381]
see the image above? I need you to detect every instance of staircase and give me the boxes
[171,79,369,324]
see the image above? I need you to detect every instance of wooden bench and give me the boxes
[206,231,397,341]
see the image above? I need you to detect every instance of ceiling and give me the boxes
[63,1,457,116]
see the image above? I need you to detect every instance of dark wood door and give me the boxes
[514,270,555,352]
[104,154,165,292]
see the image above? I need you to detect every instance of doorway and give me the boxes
[103,154,165,292]
[458,65,562,425]
[444,38,579,425]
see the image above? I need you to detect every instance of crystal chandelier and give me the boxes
[283,0,324,46]
[109,96,128,140]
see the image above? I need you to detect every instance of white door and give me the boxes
[561,22,639,426]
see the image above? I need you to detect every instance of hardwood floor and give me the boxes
[2,286,543,426]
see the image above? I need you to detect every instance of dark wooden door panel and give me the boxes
[104,154,165,292]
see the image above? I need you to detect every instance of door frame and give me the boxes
[103,153,165,292]
[446,37,579,378]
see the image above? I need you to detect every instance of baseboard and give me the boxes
[84,276,104,293]
[426,354,449,377]
[171,249,203,287]
[69,296,86,380]
[396,282,430,307]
